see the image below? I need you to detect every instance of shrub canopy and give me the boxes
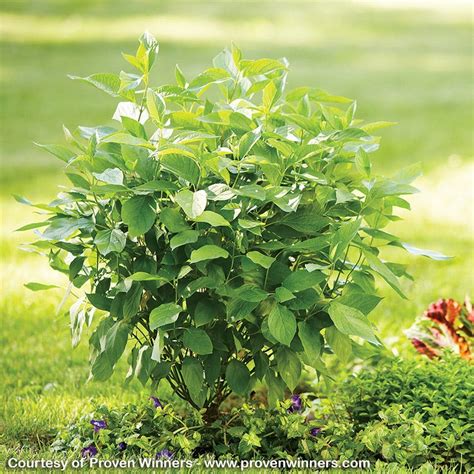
[22,32,446,410]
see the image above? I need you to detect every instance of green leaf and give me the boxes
[235,184,267,201]
[227,299,259,322]
[127,272,169,282]
[338,292,382,316]
[276,347,301,391]
[160,207,189,233]
[298,320,323,362]
[325,326,352,362]
[102,132,151,148]
[194,299,221,327]
[234,284,268,303]
[355,149,371,177]
[262,80,278,110]
[68,73,121,97]
[275,286,295,303]
[265,370,285,407]
[15,221,49,232]
[360,121,397,132]
[282,269,324,292]
[268,303,296,346]
[175,189,207,218]
[42,217,92,240]
[242,58,287,76]
[363,250,407,299]
[24,282,60,291]
[189,245,229,263]
[149,303,182,330]
[328,301,379,345]
[239,126,261,159]
[331,219,361,260]
[94,229,126,256]
[151,330,165,362]
[175,64,186,87]
[247,251,275,269]
[401,243,451,261]
[133,180,178,193]
[188,67,230,92]
[226,359,250,395]
[93,168,124,185]
[170,230,199,250]
[281,207,329,234]
[121,195,156,237]
[183,327,213,355]
[146,89,166,123]
[182,357,204,405]
[161,155,200,185]
[104,321,130,366]
[34,143,75,162]
[194,210,230,227]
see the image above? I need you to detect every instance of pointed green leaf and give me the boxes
[170,230,200,250]
[247,251,275,269]
[268,303,296,346]
[298,320,323,362]
[149,303,182,330]
[161,155,200,185]
[175,189,207,218]
[194,210,230,227]
[183,327,213,355]
[363,250,407,299]
[189,245,229,263]
[401,243,451,261]
[121,195,156,237]
[24,282,60,291]
[276,347,301,391]
[328,301,378,344]
[182,357,204,405]
[326,326,352,362]
[94,229,126,256]
[226,359,250,395]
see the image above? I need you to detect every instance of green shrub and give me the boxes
[52,396,320,460]
[21,32,446,416]
[314,355,474,468]
[53,357,472,469]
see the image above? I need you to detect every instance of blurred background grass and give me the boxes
[0,0,472,457]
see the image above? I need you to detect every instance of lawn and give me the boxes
[0,0,472,464]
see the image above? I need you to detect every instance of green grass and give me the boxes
[1,0,472,466]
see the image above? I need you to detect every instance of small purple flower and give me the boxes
[90,419,107,432]
[156,448,173,459]
[150,396,163,409]
[288,394,303,413]
[81,444,98,458]
[117,441,127,451]
[310,427,322,436]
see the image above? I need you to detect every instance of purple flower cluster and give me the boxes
[288,394,303,413]
[150,396,163,409]
[310,427,322,436]
[90,419,107,432]
[156,448,173,459]
[117,441,127,451]
[81,444,97,458]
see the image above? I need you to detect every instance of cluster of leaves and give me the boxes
[52,355,473,469]
[322,355,474,468]
[21,32,447,411]
[51,396,322,460]
[406,296,473,359]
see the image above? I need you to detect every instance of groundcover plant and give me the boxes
[21,32,446,420]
